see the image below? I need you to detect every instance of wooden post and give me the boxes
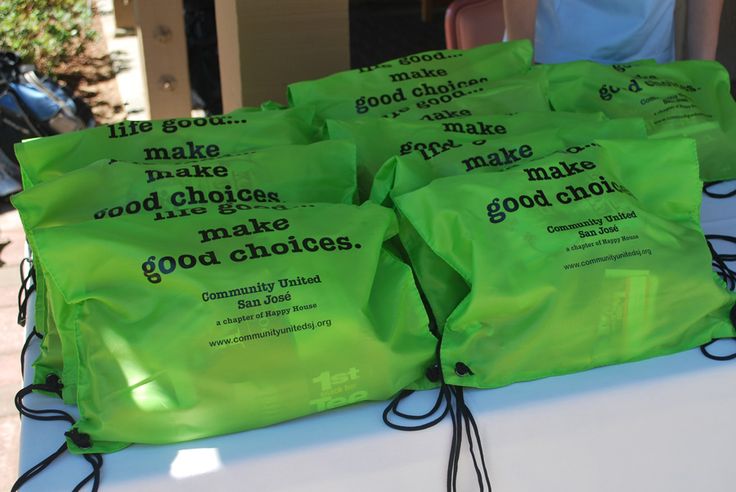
[113,0,136,31]
[134,0,192,119]
[215,0,350,111]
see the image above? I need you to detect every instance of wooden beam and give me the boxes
[113,0,136,31]
[134,0,192,119]
[215,0,350,111]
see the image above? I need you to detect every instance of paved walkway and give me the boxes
[0,205,28,491]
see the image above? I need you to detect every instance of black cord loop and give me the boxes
[12,376,102,491]
[382,363,492,491]
[17,258,36,327]
[707,235,736,262]
[702,302,736,361]
[20,326,42,378]
[700,337,736,361]
[707,236,736,291]
[703,181,736,199]
[382,387,452,431]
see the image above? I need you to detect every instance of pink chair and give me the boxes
[445,0,505,49]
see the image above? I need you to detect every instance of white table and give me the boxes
[17,187,736,492]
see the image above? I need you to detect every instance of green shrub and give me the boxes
[0,0,97,73]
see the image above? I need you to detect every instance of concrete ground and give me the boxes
[0,204,28,490]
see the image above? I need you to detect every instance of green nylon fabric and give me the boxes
[372,118,649,328]
[287,40,534,121]
[16,105,320,373]
[14,105,320,189]
[20,199,435,455]
[371,117,649,205]
[326,111,606,202]
[16,140,361,403]
[362,69,550,127]
[387,70,550,123]
[393,138,736,390]
[540,59,736,181]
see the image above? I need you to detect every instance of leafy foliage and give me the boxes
[0,0,97,73]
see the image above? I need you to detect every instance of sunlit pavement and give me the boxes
[0,206,28,490]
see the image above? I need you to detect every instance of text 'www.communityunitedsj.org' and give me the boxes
[563,248,652,270]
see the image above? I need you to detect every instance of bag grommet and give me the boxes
[425,363,441,382]
[44,374,63,394]
[454,362,473,376]
[65,429,93,449]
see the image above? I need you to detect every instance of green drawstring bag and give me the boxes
[327,111,614,201]
[16,105,320,358]
[372,118,648,328]
[381,69,551,122]
[393,137,735,390]
[288,40,533,120]
[15,105,320,188]
[19,199,436,454]
[16,140,361,403]
[540,59,736,182]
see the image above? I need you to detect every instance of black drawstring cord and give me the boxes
[20,326,42,378]
[17,258,36,327]
[707,235,736,262]
[702,238,736,360]
[12,375,102,492]
[447,388,461,492]
[700,301,736,361]
[75,453,103,492]
[707,236,736,291]
[382,386,452,431]
[455,386,491,491]
[11,442,68,492]
[382,362,492,492]
[703,181,736,199]
[447,385,491,492]
[14,375,69,424]
[700,338,736,361]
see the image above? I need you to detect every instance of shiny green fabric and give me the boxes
[373,118,648,328]
[327,111,605,201]
[15,106,321,388]
[395,70,550,122]
[16,141,360,403]
[394,138,735,389]
[15,106,319,189]
[19,199,435,454]
[368,116,647,205]
[540,59,736,181]
[288,40,535,121]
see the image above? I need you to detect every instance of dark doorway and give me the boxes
[349,0,447,69]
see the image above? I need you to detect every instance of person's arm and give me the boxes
[503,0,538,42]
[685,0,724,59]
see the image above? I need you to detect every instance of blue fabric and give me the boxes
[10,83,61,120]
[535,0,676,64]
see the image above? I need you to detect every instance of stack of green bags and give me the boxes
[12,39,736,490]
